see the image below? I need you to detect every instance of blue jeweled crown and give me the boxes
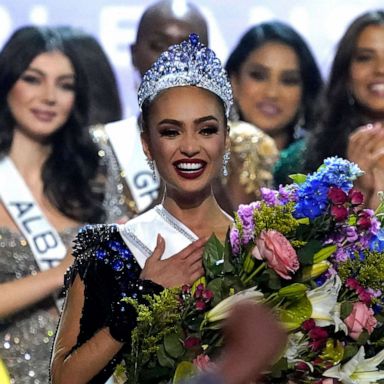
[137,33,233,116]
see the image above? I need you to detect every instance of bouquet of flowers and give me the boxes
[115,157,384,384]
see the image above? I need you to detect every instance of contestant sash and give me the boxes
[119,205,199,268]
[105,117,160,212]
[0,157,67,270]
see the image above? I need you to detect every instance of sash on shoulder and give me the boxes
[0,157,67,270]
[119,205,198,268]
[104,117,160,212]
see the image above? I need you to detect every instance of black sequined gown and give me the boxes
[59,224,162,383]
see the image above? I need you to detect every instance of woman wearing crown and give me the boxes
[50,33,236,383]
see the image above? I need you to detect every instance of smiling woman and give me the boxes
[7,51,76,140]
[304,10,384,209]
[226,21,323,186]
[50,33,235,384]
[0,26,130,383]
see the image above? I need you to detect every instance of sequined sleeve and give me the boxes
[64,224,163,383]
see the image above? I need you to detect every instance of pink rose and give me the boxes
[193,354,215,372]
[252,230,299,279]
[344,302,377,340]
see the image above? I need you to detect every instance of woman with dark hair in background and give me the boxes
[0,25,129,383]
[304,10,384,208]
[57,26,123,126]
[226,21,323,186]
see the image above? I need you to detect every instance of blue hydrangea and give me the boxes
[293,157,363,220]
[294,179,329,219]
[369,229,384,252]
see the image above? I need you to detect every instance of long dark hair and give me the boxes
[0,26,106,223]
[57,26,122,125]
[305,10,384,172]
[226,21,323,143]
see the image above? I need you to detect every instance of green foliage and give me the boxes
[122,289,182,383]
[253,201,298,237]
[337,250,384,291]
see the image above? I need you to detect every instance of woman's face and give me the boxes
[142,86,228,198]
[7,51,76,141]
[349,24,384,119]
[231,42,302,137]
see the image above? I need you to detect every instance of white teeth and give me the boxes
[176,162,203,171]
[370,83,384,92]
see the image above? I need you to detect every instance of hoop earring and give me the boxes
[146,158,157,181]
[222,151,231,177]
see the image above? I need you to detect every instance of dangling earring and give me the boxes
[222,151,231,177]
[293,113,306,140]
[146,158,157,181]
[347,90,356,107]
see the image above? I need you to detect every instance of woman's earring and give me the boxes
[293,113,306,140]
[347,90,356,107]
[146,158,157,181]
[222,151,231,177]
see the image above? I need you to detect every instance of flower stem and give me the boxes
[242,263,266,285]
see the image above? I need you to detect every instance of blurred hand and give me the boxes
[219,301,287,384]
[140,235,206,288]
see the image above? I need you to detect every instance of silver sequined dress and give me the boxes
[0,134,136,384]
[0,229,77,384]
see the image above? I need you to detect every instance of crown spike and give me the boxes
[137,33,233,116]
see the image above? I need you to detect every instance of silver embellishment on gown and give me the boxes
[0,137,131,383]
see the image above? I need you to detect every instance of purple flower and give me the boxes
[334,248,349,262]
[345,227,358,243]
[261,187,279,206]
[229,227,240,254]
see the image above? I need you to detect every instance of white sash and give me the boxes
[0,157,67,270]
[119,205,199,268]
[105,117,160,212]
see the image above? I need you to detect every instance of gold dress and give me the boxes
[216,120,278,213]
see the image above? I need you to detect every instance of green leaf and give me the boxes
[140,366,171,384]
[223,233,235,273]
[289,173,307,184]
[261,268,281,290]
[313,245,337,263]
[277,283,307,299]
[164,333,184,359]
[269,357,288,378]
[203,234,225,279]
[157,344,175,368]
[340,301,353,319]
[342,344,359,362]
[172,361,198,384]
[277,295,312,331]
[206,278,225,306]
[297,240,323,266]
